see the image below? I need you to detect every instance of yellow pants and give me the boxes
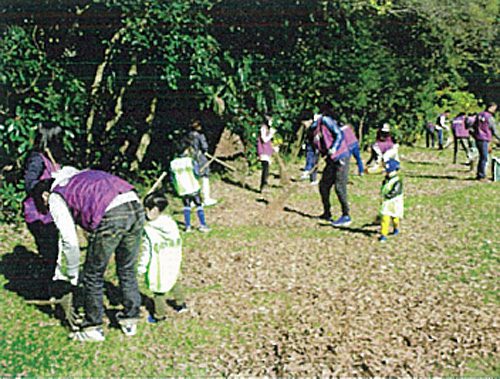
[381,215,400,236]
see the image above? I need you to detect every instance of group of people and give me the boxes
[18,101,497,341]
[23,120,216,341]
[425,102,499,181]
[257,104,403,240]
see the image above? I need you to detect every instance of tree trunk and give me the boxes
[131,96,158,172]
[105,56,137,133]
[85,26,127,157]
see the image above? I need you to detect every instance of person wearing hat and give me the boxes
[188,119,217,206]
[436,110,451,150]
[366,123,399,174]
[378,158,404,243]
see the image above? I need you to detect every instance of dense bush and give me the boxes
[0,0,497,221]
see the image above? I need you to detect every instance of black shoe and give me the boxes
[316,213,332,221]
[172,302,188,314]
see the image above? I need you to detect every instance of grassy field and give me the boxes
[0,146,498,376]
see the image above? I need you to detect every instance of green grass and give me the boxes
[0,146,499,376]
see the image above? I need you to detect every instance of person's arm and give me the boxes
[489,117,500,140]
[439,115,449,130]
[48,193,80,284]
[199,133,209,153]
[24,153,45,195]
[323,117,344,154]
[137,233,151,275]
[260,125,275,143]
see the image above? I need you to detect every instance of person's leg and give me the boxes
[182,196,192,230]
[260,160,270,192]
[426,129,430,148]
[192,193,208,229]
[437,129,443,149]
[351,143,364,175]
[114,202,144,321]
[380,215,391,237]
[27,221,59,297]
[476,140,489,179]
[453,134,458,163]
[333,157,350,217]
[319,159,335,219]
[81,220,122,327]
[459,138,470,162]
[392,217,400,234]
[153,292,168,320]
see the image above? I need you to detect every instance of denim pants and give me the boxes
[437,129,444,148]
[304,144,319,181]
[476,140,489,179]
[81,201,145,327]
[350,143,364,175]
[319,156,350,217]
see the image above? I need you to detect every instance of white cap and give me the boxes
[381,123,390,132]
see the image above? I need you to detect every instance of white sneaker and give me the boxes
[310,180,319,185]
[203,198,217,207]
[118,320,137,336]
[70,326,105,342]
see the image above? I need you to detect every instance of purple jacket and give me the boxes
[452,115,469,138]
[23,153,60,224]
[52,170,134,231]
[312,116,349,161]
[374,137,394,154]
[474,111,494,142]
[257,125,274,157]
[341,125,359,148]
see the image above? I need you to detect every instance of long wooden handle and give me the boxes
[45,148,58,167]
[205,152,237,171]
[145,171,167,196]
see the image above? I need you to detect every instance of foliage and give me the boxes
[0,0,498,215]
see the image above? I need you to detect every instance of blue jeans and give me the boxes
[81,201,145,327]
[476,140,489,179]
[350,143,364,175]
[304,145,319,181]
[437,129,444,148]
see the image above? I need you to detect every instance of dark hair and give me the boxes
[144,191,168,212]
[299,109,314,121]
[319,103,334,118]
[31,178,55,214]
[34,122,64,161]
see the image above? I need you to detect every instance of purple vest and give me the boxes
[341,125,359,148]
[256,125,274,157]
[452,115,469,138]
[374,137,394,154]
[53,170,134,231]
[312,117,349,161]
[23,154,60,224]
[474,111,493,141]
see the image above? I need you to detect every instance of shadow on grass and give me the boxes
[406,173,473,181]
[318,224,378,236]
[0,245,74,325]
[283,206,318,219]
[220,176,260,194]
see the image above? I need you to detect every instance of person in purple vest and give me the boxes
[366,123,398,174]
[23,122,62,298]
[451,112,472,165]
[473,102,499,181]
[341,123,364,176]
[257,114,277,193]
[309,103,352,227]
[32,168,145,341]
[425,121,436,148]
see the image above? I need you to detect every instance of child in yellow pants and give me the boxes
[379,159,404,242]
